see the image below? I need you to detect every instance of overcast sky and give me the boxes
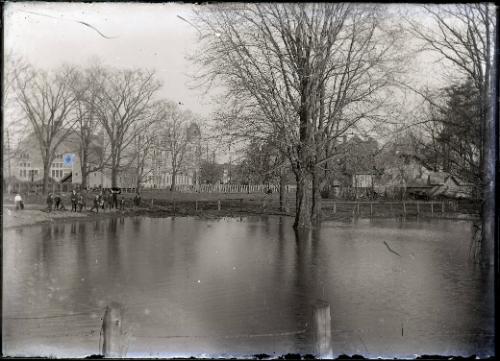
[4,2,214,115]
[4,2,458,156]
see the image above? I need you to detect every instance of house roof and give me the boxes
[427,171,448,185]
[61,172,72,183]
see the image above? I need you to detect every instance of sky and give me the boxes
[4,2,214,116]
[3,2,462,155]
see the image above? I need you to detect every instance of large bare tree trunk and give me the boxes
[111,158,118,188]
[279,165,286,212]
[135,173,142,193]
[480,33,495,268]
[80,148,88,189]
[311,165,322,224]
[170,170,177,192]
[294,170,313,229]
[480,5,495,268]
[42,158,50,194]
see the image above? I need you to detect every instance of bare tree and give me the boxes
[406,4,496,266]
[3,53,30,188]
[158,101,193,192]
[192,3,403,228]
[14,65,79,194]
[92,67,162,188]
[71,65,109,189]
[131,128,157,192]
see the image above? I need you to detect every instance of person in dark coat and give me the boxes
[70,190,78,212]
[54,194,62,210]
[90,194,101,213]
[133,192,141,207]
[77,193,85,212]
[111,187,121,209]
[47,193,54,212]
[99,191,105,210]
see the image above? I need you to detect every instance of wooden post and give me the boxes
[217,200,221,211]
[151,199,154,208]
[195,200,198,212]
[333,201,336,214]
[441,201,445,214]
[417,201,420,216]
[370,202,373,217]
[357,202,360,215]
[102,302,125,357]
[403,202,406,216]
[311,300,333,359]
[431,202,434,215]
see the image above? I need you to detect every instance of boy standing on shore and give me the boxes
[14,193,23,210]
[46,193,54,212]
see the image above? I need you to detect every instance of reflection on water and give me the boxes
[2,216,494,358]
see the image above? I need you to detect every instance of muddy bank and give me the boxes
[3,202,477,230]
[2,204,293,230]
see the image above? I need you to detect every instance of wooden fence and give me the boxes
[131,197,477,217]
[100,300,332,358]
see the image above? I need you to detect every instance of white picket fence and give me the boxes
[145,184,297,193]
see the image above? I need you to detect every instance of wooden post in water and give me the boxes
[431,202,434,215]
[333,202,336,214]
[310,300,333,359]
[217,200,221,211]
[370,202,373,217]
[357,202,360,215]
[403,202,406,217]
[151,199,154,208]
[416,202,420,216]
[102,302,125,358]
[441,201,445,214]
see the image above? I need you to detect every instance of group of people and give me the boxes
[47,191,84,212]
[14,188,142,213]
[89,188,125,213]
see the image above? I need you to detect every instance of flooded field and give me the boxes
[2,216,494,358]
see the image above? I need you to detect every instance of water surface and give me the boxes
[3,216,494,358]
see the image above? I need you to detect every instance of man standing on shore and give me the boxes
[77,193,85,212]
[14,193,23,210]
[111,187,121,209]
[71,190,78,212]
[46,193,54,212]
[90,193,101,213]
[54,194,62,210]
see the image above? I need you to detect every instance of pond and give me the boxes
[2,216,494,358]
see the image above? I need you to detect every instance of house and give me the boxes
[8,130,132,189]
[141,122,203,189]
[427,172,473,199]
[10,132,77,185]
